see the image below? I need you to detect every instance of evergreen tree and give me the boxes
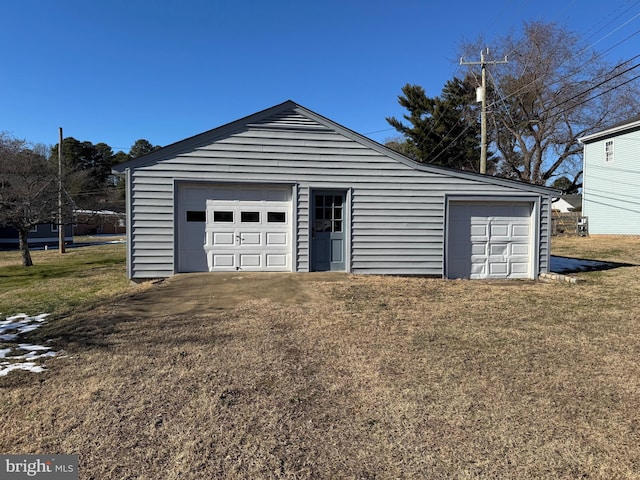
[386,77,494,173]
[129,139,160,159]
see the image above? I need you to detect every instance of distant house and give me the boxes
[113,100,557,281]
[552,195,582,213]
[74,210,126,236]
[580,115,640,234]
[0,224,73,249]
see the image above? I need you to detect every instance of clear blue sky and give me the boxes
[2,0,639,153]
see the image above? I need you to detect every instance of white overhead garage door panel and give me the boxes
[204,186,292,272]
[448,202,534,279]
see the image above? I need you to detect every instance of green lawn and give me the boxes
[0,243,128,317]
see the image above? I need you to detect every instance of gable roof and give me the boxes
[113,100,557,196]
[579,113,640,143]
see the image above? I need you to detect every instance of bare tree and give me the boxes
[460,21,640,186]
[0,134,59,266]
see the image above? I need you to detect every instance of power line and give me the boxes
[547,73,640,119]
[541,59,640,116]
[581,8,640,53]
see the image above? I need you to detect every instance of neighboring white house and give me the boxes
[580,114,640,234]
[113,101,557,281]
[551,195,581,213]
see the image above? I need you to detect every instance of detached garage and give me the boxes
[113,101,556,281]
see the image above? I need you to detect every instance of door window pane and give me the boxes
[241,211,260,223]
[315,220,332,232]
[314,193,346,233]
[214,211,233,222]
[314,194,344,232]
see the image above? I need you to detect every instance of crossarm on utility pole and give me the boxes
[460,48,508,174]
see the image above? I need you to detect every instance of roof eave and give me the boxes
[112,100,299,173]
[579,119,640,143]
[291,104,559,196]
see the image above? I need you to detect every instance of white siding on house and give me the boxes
[119,103,553,279]
[583,128,640,234]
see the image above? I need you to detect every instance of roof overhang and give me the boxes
[579,118,640,144]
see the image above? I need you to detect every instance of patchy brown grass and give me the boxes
[552,234,640,264]
[1,237,640,478]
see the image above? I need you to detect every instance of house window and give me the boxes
[605,140,614,163]
[30,225,38,233]
[51,223,59,233]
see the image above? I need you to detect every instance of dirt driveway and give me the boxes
[115,272,350,318]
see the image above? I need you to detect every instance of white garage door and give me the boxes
[448,202,533,279]
[177,184,292,273]
[204,186,291,272]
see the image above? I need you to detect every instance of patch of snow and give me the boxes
[11,351,58,361]
[0,313,58,376]
[18,324,41,334]
[18,344,52,351]
[0,362,45,376]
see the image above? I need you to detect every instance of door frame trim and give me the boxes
[309,188,351,272]
[173,179,296,274]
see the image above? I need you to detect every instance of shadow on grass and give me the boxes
[550,255,637,274]
[23,291,147,352]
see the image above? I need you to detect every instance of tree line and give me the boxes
[0,135,159,266]
[50,137,160,211]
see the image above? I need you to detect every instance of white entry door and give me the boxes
[204,187,292,271]
[448,202,534,279]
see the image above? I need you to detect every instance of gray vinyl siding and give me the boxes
[539,196,551,274]
[583,129,640,235]
[296,185,310,272]
[123,107,553,279]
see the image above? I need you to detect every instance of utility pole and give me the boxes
[460,48,508,174]
[58,127,65,254]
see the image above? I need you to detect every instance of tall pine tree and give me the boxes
[386,77,494,173]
